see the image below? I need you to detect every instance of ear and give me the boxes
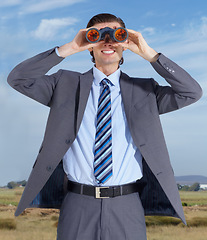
[88,47,93,52]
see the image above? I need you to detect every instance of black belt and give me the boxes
[67,180,141,199]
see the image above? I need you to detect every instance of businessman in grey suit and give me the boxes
[8,13,202,239]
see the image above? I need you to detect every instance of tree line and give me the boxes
[177,182,200,191]
[7,180,27,189]
[6,181,201,191]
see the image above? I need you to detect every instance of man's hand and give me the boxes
[57,28,97,58]
[122,29,159,62]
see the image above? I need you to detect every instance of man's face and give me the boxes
[88,21,126,70]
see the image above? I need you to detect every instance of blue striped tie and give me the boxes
[94,78,112,184]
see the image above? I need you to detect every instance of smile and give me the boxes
[102,50,115,54]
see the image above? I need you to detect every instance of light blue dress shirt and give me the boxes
[63,66,143,186]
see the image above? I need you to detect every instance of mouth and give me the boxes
[101,50,115,55]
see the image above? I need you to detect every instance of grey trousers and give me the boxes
[57,191,147,240]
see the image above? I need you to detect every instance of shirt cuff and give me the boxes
[55,47,61,57]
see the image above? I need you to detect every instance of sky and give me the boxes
[0,0,207,186]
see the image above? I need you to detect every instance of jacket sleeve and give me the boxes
[150,54,203,114]
[7,47,64,107]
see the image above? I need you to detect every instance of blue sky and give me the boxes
[0,0,207,186]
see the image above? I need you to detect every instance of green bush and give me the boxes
[7,182,18,189]
[188,183,200,191]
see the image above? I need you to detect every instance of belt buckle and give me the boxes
[95,186,109,199]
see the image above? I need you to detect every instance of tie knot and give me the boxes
[101,78,111,87]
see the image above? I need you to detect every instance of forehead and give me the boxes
[91,21,122,30]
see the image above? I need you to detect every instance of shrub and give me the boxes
[51,215,59,221]
[187,217,207,227]
[188,183,200,191]
[7,182,18,189]
[0,218,16,230]
[145,216,182,226]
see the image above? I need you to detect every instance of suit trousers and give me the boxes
[57,191,147,240]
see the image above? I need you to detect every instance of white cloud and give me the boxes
[200,16,207,35]
[0,0,22,7]
[144,10,168,18]
[141,27,155,35]
[184,16,207,39]
[31,17,79,40]
[19,0,85,14]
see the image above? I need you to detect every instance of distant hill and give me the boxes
[175,175,207,185]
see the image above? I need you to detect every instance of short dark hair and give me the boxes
[87,13,126,65]
[87,13,126,28]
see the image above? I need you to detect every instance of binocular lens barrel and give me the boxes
[114,28,128,42]
[86,27,128,43]
[86,28,100,43]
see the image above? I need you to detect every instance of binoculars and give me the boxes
[86,27,128,43]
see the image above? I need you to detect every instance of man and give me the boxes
[8,13,202,239]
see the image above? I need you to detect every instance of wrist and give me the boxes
[58,42,78,58]
[142,48,159,63]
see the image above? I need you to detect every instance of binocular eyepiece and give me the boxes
[86,27,128,43]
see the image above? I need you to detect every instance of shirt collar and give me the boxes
[93,66,121,87]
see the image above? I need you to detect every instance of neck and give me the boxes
[95,63,119,76]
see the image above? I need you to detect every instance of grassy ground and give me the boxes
[0,188,207,239]
[0,188,22,206]
[179,191,207,206]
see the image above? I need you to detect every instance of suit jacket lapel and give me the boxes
[76,68,93,133]
[120,71,133,129]
[120,71,151,147]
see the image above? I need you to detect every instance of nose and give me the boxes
[103,33,113,43]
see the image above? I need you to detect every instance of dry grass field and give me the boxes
[0,188,207,240]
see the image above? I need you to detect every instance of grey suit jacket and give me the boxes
[7,48,202,224]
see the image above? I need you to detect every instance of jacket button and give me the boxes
[65,139,71,144]
[46,165,53,172]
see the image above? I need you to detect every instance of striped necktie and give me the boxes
[94,78,112,184]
